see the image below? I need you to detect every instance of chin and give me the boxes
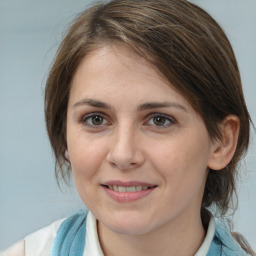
[101,213,155,236]
[108,223,151,236]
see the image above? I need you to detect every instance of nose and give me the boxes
[106,124,145,170]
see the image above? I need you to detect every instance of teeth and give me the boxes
[126,186,136,192]
[136,186,143,191]
[107,185,150,192]
[118,186,126,192]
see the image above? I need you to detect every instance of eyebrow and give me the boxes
[73,98,187,112]
[73,99,112,109]
[137,102,188,112]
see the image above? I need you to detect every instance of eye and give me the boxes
[146,114,175,128]
[81,113,109,127]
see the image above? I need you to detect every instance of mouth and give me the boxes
[101,181,157,202]
[103,185,153,193]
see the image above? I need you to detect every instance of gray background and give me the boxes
[0,0,255,251]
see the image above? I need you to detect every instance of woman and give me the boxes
[4,0,255,255]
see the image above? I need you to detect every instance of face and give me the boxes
[66,45,216,236]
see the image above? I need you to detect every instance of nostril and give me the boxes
[106,143,145,170]
[108,161,137,170]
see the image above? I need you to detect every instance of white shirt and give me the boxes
[18,211,215,256]
[83,211,104,256]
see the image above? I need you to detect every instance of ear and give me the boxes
[208,115,240,170]
[65,149,70,161]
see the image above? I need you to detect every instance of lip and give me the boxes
[101,180,157,203]
[102,180,156,187]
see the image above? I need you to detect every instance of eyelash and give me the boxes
[80,112,176,129]
[145,113,176,128]
[80,112,110,127]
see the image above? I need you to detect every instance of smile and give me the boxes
[106,185,150,192]
[102,181,157,202]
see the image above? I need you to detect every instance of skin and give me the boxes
[66,44,227,256]
[4,45,239,256]
[67,46,218,255]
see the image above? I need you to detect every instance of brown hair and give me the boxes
[44,0,254,253]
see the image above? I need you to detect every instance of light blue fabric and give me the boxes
[207,222,248,256]
[50,210,88,256]
[51,211,247,256]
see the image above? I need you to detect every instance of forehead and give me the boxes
[72,44,160,84]
[69,45,190,106]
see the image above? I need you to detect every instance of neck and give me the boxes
[97,210,206,256]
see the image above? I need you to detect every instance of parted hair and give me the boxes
[44,0,254,254]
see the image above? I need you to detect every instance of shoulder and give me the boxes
[213,221,248,256]
[24,218,65,256]
[2,218,65,256]
[2,211,89,256]
[1,240,25,256]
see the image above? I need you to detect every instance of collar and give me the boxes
[83,211,104,256]
[195,217,215,255]
[84,212,216,256]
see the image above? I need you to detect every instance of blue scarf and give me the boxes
[50,211,87,256]
[50,211,247,256]
[207,221,247,256]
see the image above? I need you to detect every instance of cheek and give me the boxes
[153,140,209,214]
[150,131,210,185]
[67,136,108,206]
[68,135,107,179]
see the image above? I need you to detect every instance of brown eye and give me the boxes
[82,114,108,126]
[91,115,104,125]
[146,113,175,128]
[153,116,167,126]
